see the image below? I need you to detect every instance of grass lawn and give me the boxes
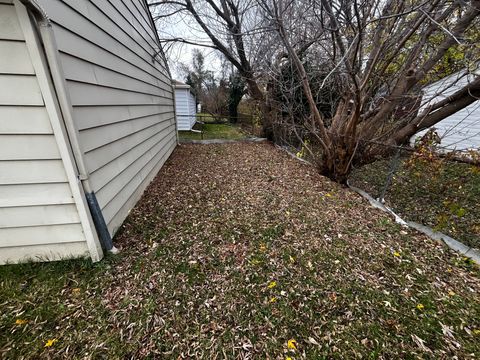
[195,113,228,124]
[350,158,480,250]
[1,143,479,358]
[179,123,248,141]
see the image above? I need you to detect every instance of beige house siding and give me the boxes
[0,0,174,264]
[0,1,99,264]
[36,0,177,235]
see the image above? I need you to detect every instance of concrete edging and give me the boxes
[347,181,480,265]
[278,145,480,264]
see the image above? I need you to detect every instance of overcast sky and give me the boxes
[166,42,222,81]
[149,3,222,80]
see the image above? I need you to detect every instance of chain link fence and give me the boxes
[348,142,479,251]
[271,121,480,251]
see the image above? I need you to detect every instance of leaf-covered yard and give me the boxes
[1,143,479,359]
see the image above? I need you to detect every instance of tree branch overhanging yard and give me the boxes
[153,0,480,183]
[1,143,479,358]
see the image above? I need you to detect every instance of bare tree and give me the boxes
[150,0,269,102]
[259,0,480,182]
[152,0,480,182]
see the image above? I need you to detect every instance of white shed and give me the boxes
[0,0,176,264]
[414,69,480,151]
[173,80,197,131]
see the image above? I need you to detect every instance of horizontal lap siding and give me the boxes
[44,1,171,87]
[66,81,171,106]
[102,134,176,232]
[60,54,167,97]
[415,73,480,151]
[113,0,170,75]
[189,92,197,128]
[175,89,192,130]
[0,183,75,207]
[0,75,43,105]
[427,102,480,150]
[52,26,166,89]
[0,4,23,40]
[94,128,175,208]
[0,41,34,74]
[83,120,174,172]
[87,122,174,191]
[0,160,68,184]
[1,243,89,264]
[1,224,85,247]
[37,0,176,234]
[80,112,174,152]
[0,204,80,228]
[0,135,61,160]
[73,104,173,131]
[0,3,88,264]
[0,106,52,134]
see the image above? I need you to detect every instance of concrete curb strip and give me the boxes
[348,181,480,265]
[279,146,480,265]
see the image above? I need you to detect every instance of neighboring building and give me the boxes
[413,69,480,151]
[0,0,176,264]
[173,80,197,131]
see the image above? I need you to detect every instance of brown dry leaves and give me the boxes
[1,142,479,359]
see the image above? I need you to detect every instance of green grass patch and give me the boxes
[350,158,480,249]
[179,123,249,141]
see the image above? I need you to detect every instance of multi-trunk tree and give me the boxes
[151,0,480,183]
[260,0,480,182]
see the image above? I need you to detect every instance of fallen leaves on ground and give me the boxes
[0,143,479,359]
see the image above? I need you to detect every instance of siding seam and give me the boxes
[59,51,170,92]
[49,10,170,84]
[105,136,176,228]
[52,23,171,87]
[94,125,175,197]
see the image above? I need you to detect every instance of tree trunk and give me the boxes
[318,133,357,184]
[228,76,244,123]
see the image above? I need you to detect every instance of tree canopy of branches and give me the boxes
[179,49,244,116]
[151,0,480,182]
[151,0,268,101]
[179,49,214,102]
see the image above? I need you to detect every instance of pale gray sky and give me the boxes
[149,2,223,80]
[167,42,223,81]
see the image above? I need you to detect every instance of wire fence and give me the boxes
[192,112,263,137]
[272,121,480,251]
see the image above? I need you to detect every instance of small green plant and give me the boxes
[296,139,309,159]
